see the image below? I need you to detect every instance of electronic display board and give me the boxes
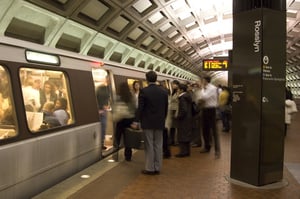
[202,59,229,71]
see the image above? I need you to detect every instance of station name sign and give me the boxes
[202,58,229,71]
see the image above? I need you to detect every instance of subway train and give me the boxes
[0,37,185,199]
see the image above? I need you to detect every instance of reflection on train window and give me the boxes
[142,80,148,88]
[92,68,111,109]
[0,65,17,140]
[127,79,141,90]
[19,68,74,132]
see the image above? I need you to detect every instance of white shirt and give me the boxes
[285,99,298,124]
[22,86,41,111]
[195,83,218,108]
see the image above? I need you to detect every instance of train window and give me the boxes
[0,65,18,140]
[19,68,74,132]
[142,80,148,88]
[127,79,141,90]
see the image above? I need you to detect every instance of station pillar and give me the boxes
[230,0,286,186]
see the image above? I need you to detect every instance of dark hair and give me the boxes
[203,76,211,83]
[286,87,293,100]
[55,98,68,110]
[178,83,187,92]
[172,80,180,85]
[44,80,54,89]
[146,71,157,83]
[132,80,140,91]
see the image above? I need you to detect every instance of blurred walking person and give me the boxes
[195,76,220,158]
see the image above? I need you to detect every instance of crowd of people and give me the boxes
[91,70,298,176]
[108,70,234,175]
[0,68,14,127]
[6,67,296,175]
[21,75,71,131]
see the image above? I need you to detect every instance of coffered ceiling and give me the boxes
[1,0,300,84]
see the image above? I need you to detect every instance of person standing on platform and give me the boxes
[285,90,298,135]
[174,83,193,157]
[157,81,171,159]
[195,76,220,158]
[168,80,180,145]
[286,86,293,100]
[113,82,137,161]
[132,71,168,175]
[96,82,110,150]
[218,86,231,133]
[190,82,202,147]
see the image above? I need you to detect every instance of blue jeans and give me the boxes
[99,110,107,146]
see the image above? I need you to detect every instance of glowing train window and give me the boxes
[19,68,74,132]
[0,65,18,140]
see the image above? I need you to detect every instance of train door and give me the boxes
[92,68,114,155]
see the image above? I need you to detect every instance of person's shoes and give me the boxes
[170,142,178,146]
[175,153,189,158]
[200,148,210,153]
[222,128,230,133]
[191,143,201,148]
[102,146,107,150]
[163,153,171,159]
[141,170,156,175]
[125,157,131,161]
[215,152,220,159]
[154,171,160,175]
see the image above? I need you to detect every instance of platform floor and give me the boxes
[34,111,300,199]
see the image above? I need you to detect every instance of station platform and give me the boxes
[34,111,300,199]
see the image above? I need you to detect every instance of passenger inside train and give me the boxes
[39,101,61,130]
[20,68,74,132]
[0,66,16,139]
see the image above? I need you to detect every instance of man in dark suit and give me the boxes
[132,71,169,175]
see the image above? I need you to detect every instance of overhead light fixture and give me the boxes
[80,175,90,179]
[25,50,60,65]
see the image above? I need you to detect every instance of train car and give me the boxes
[0,37,186,199]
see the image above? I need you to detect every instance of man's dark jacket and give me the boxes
[136,83,168,130]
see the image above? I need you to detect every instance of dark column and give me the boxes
[230,0,286,186]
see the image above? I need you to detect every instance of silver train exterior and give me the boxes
[0,37,183,199]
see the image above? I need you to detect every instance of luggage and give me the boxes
[124,128,144,149]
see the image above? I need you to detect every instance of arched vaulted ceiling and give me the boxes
[1,0,300,85]
[22,0,233,76]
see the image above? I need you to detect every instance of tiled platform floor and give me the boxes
[35,111,300,199]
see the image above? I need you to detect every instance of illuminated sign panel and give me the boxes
[25,50,60,65]
[202,59,228,71]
